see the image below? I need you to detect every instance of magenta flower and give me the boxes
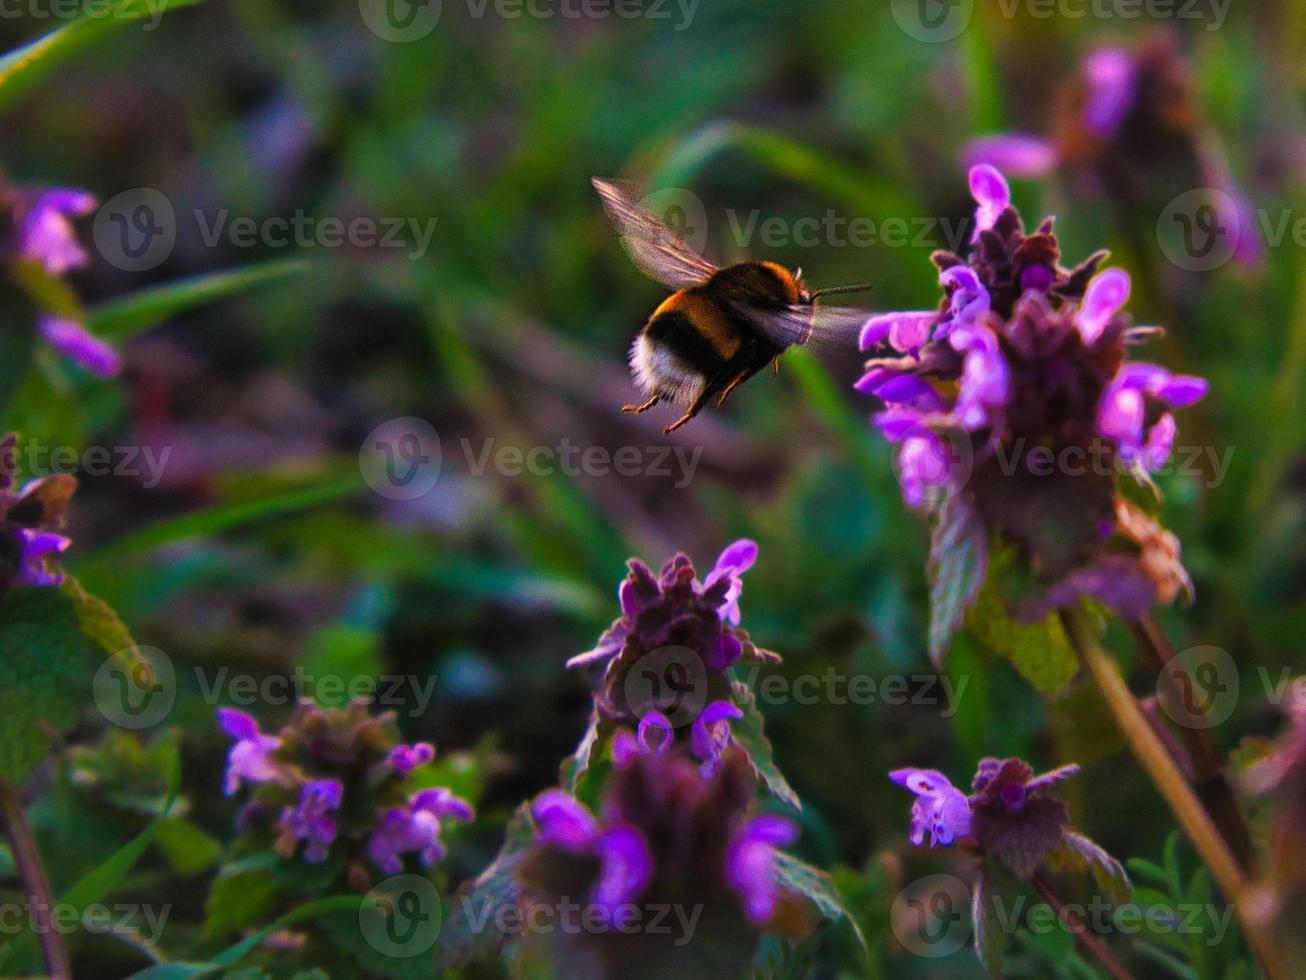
[857,165,1206,650]
[38,316,122,379]
[217,708,286,796]
[566,539,777,729]
[529,790,654,913]
[725,814,799,925]
[385,741,435,776]
[888,768,972,847]
[612,710,673,768]
[17,187,97,275]
[278,778,343,863]
[690,700,742,778]
[368,787,475,874]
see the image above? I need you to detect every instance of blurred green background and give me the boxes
[2,0,1304,975]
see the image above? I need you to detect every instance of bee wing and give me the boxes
[592,177,718,290]
[741,303,873,353]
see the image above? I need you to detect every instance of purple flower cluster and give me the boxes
[0,433,76,592]
[567,538,776,733]
[858,163,1205,623]
[891,757,1124,883]
[216,700,472,881]
[522,749,800,930]
[1,180,122,377]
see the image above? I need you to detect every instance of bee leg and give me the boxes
[662,389,713,434]
[621,395,660,414]
[716,372,749,408]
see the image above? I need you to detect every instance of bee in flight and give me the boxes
[593,178,874,433]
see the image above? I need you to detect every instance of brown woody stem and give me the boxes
[1061,608,1289,980]
[0,778,71,979]
[1129,612,1258,874]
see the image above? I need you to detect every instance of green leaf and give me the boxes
[439,802,534,970]
[928,497,988,668]
[59,575,145,673]
[0,299,36,418]
[153,817,221,876]
[0,587,89,783]
[128,895,364,979]
[965,545,1078,697]
[86,260,308,340]
[0,0,208,114]
[972,873,1006,977]
[558,706,610,808]
[730,680,801,811]
[1047,832,1132,906]
[772,851,865,954]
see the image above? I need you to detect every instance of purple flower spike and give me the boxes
[860,311,937,353]
[969,164,1010,240]
[38,316,122,378]
[691,700,743,777]
[531,789,598,851]
[280,778,343,863]
[939,266,991,338]
[725,814,799,925]
[962,134,1058,179]
[1082,47,1136,137]
[593,826,655,913]
[950,323,1009,431]
[1076,269,1131,345]
[217,708,284,796]
[889,768,973,847]
[18,188,97,275]
[387,741,435,776]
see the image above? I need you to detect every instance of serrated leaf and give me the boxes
[928,496,988,667]
[59,575,143,674]
[439,802,535,970]
[965,546,1078,696]
[86,261,308,340]
[772,851,865,954]
[0,0,208,114]
[730,680,801,811]
[558,706,609,805]
[1047,832,1131,905]
[0,587,89,782]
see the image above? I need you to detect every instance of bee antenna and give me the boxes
[810,283,873,301]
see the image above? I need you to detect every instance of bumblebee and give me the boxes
[594,178,872,433]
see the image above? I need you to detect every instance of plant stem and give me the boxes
[1061,608,1289,980]
[1032,872,1134,980]
[0,778,71,979]
[1129,613,1258,874]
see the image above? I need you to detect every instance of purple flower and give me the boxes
[566,540,777,727]
[1082,46,1137,137]
[724,814,799,925]
[962,134,1057,179]
[13,528,70,587]
[217,708,285,796]
[1096,361,1207,468]
[18,188,97,275]
[528,790,654,914]
[613,711,673,768]
[367,787,474,874]
[969,164,1010,240]
[856,165,1205,637]
[38,316,121,378]
[0,435,76,593]
[386,741,435,776]
[889,768,972,847]
[278,778,342,863]
[690,701,743,778]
